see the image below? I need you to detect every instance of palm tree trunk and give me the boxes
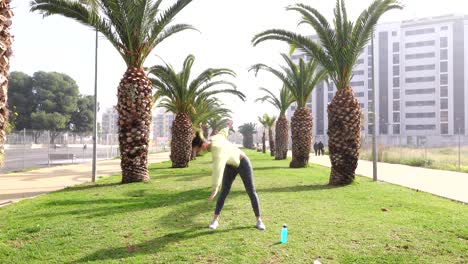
[328,87,361,185]
[201,123,209,138]
[170,112,192,168]
[275,115,288,160]
[290,107,312,168]
[242,133,254,149]
[0,0,13,166]
[262,130,266,153]
[117,67,152,183]
[268,127,275,156]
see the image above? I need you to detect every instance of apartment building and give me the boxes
[289,14,468,146]
[101,107,118,136]
[153,108,174,144]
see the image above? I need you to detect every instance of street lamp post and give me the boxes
[92,28,98,182]
[371,32,378,181]
[458,127,461,171]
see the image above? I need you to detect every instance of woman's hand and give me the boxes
[208,187,219,202]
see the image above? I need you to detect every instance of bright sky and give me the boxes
[10,0,468,126]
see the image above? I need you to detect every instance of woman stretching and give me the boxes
[192,121,265,230]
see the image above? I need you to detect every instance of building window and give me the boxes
[441,26,448,31]
[406,112,436,118]
[393,101,400,111]
[368,79,373,89]
[393,112,400,122]
[355,92,365,97]
[406,124,436,130]
[328,82,334,91]
[406,101,436,107]
[328,93,333,102]
[405,76,435,83]
[393,54,399,64]
[393,65,400,76]
[393,124,400,134]
[352,70,364,76]
[360,103,365,108]
[440,74,448,85]
[406,52,436,60]
[440,37,448,48]
[405,88,435,95]
[440,49,448,60]
[440,61,448,72]
[393,77,400,87]
[441,123,449,134]
[440,86,448,97]
[368,125,374,134]
[405,64,435,71]
[393,42,399,52]
[350,81,365,87]
[356,59,364,64]
[393,89,400,99]
[405,40,435,48]
[405,27,435,36]
[440,98,448,109]
[440,111,448,122]
[392,31,397,36]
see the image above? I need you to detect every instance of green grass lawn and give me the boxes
[0,150,467,263]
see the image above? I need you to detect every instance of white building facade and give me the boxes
[153,108,174,145]
[101,107,118,135]
[288,14,468,146]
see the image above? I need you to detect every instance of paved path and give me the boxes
[0,152,170,206]
[307,154,468,204]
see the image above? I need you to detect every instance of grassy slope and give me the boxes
[0,150,467,263]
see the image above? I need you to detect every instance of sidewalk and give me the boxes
[0,152,170,206]
[307,154,468,204]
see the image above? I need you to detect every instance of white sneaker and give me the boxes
[208,220,219,230]
[256,220,266,230]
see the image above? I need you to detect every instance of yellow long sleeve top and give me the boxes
[210,128,244,189]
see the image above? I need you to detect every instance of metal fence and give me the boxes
[359,134,468,173]
[2,130,169,173]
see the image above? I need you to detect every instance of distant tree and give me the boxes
[238,123,257,149]
[31,72,80,143]
[8,72,34,130]
[31,111,68,143]
[70,95,94,135]
[258,115,268,153]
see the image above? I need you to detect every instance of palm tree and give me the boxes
[264,114,276,157]
[150,55,245,168]
[189,98,231,160]
[257,115,268,153]
[250,54,327,168]
[255,87,294,160]
[0,0,13,166]
[252,0,402,184]
[207,116,230,137]
[238,123,256,149]
[31,0,195,183]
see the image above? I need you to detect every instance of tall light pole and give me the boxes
[92,28,98,182]
[371,32,378,181]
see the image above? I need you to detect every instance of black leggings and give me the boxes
[215,157,261,217]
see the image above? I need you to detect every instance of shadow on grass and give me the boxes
[259,184,336,193]
[74,226,251,263]
[35,188,210,219]
[61,182,121,192]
